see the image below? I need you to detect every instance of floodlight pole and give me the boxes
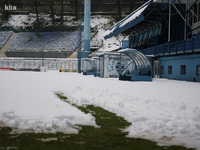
[78,0,82,73]
[83,0,91,58]
[78,0,91,73]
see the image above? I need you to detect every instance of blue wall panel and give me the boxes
[122,40,129,49]
[159,54,200,82]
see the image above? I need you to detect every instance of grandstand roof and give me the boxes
[154,0,198,5]
[104,0,198,40]
[104,0,153,40]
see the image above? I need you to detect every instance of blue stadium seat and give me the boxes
[9,32,79,52]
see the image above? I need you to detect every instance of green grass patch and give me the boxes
[0,94,195,150]
[55,92,69,103]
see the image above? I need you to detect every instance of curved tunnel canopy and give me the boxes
[82,58,95,73]
[118,48,152,76]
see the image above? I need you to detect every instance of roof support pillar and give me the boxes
[198,0,199,22]
[168,0,172,42]
[184,0,188,40]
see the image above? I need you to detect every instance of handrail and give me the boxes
[187,25,200,37]
[142,36,200,56]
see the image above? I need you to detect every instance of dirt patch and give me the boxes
[0,121,6,127]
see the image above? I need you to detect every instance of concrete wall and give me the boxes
[5,51,73,58]
[159,54,200,82]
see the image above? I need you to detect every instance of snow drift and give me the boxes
[0,71,200,149]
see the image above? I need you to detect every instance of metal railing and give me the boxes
[0,58,78,71]
[141,36,200,56]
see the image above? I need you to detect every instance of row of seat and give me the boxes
[9,32,80,52]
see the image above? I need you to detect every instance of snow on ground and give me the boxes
[0,71,96,134]
[3,14,36,28]
[0,71,200,149]
[90,16,121,55]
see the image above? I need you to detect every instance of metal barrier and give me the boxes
[82,58,95,75]
[93,57,100,77]
[142,36,200,56]
[176,40,185,54]
[0,58,78,71]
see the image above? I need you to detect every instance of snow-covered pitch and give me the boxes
[0,71,200,149]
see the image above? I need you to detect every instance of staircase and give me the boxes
[0,32,18,57]
[68,31,100,58]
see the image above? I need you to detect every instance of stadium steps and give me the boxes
[68,31,99,58]
[68,50,78,58]
[0,32,18,57]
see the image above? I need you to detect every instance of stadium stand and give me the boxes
[0,31,13,48]
[9,32,79,51]
[6,32,80,58]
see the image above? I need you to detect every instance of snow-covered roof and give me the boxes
[118,48,151,70]
[104,0,152,39]
[104,0,198,40]
[118,48,138,53]
[91,42,120,56]
[154,0,197,5]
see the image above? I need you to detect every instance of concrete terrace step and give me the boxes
[0,32,18,57]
